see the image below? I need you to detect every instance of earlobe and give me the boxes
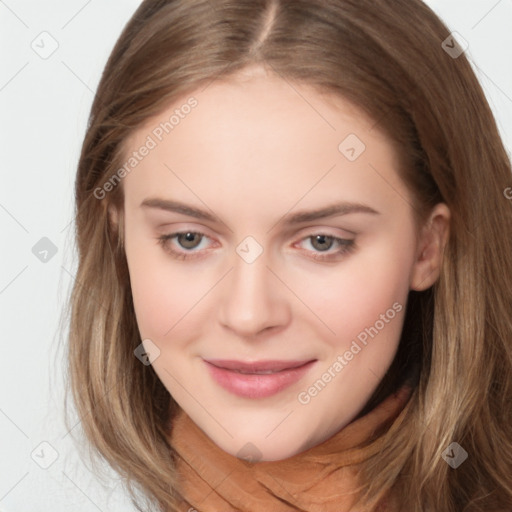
[410,203,450,291]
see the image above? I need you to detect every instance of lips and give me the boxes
[204,358,317,398]
[205,359,313,372]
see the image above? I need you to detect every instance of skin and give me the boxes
[114,65,450,461]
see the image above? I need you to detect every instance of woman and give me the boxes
[65,0,512,510]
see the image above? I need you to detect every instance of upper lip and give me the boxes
[204,359,316,372]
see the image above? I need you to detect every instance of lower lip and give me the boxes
[204,360,317,399]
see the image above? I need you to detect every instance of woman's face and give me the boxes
[119,67,447,461]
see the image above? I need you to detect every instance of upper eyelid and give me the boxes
[157,222,356,239]
[163,229,354,249]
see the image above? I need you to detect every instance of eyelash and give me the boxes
[156,231,356,262]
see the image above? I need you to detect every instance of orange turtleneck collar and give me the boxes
[167,385,413,512]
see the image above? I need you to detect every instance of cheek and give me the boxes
[292,230,415,345]
[124,227,206,341]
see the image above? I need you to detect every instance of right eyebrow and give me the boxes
[140,198,217,222]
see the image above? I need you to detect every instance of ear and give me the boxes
[108,204,119,228]
[409,203,450,291]
[107,204,125,249]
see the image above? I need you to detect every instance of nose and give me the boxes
[218,248,291,338]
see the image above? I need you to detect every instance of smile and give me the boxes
[203,359,317,399]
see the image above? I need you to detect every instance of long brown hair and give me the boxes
[64,0,512,510]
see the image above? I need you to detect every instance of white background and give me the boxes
[1,1,511,510]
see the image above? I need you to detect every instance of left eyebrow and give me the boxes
[140,197,380,225]
[280,201,380,224]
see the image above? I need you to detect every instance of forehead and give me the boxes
[123,69,389,157]
[120,72,406,220]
